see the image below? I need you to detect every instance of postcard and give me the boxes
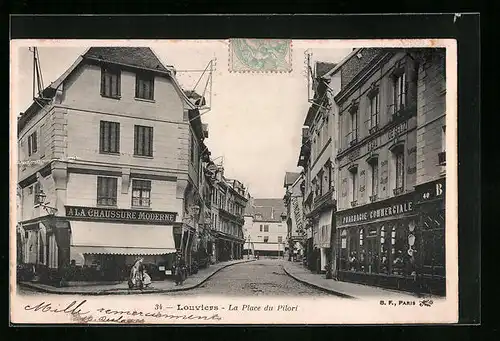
[10,38,458,324]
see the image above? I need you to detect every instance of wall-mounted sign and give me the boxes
[65,206,177,225]
[415,178,445,204]
[337,193,414,226]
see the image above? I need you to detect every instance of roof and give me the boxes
[315,62,337,78]
[284,172,300,187]
[18,46,196,133]
[252,198,286,222]
[83,47,171,73]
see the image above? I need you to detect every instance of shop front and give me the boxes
[336,192,423,293]
[65,205,178,281]
[414,177,446,296]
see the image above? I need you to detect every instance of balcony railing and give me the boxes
[438,151,446,166]
[313,188,335,209]
[393,187,404,196]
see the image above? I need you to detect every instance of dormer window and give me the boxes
[136,72,155,100]
[101,67,121,99]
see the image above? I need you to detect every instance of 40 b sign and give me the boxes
[415,178,445,203]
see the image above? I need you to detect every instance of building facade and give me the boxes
[333,48,445,294]
[243,199,287,257]
[210,168,246,262]
[412,48,446,295]
[298,61,340,274]
[283,172,306,261]
[17,47,209,281]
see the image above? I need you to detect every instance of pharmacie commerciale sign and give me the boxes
[339,200,414,225]
[65,206,177,224]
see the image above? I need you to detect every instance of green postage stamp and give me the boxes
[229,39,292,73]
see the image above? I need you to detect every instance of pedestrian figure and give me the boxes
[143,268,152,288]
[128,257,144,289]
[174,253,186,286]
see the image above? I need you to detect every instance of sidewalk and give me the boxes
[282,261,419,299]
[19,259,255,295]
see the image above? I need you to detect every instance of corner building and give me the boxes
[17,47,207,280]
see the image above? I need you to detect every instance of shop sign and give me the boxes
[415,178,445,203]
[338,198,413,225]
[65,206,177,225]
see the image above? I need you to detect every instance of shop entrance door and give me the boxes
[365,237,378,274]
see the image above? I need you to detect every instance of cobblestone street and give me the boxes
[170,259,330,296]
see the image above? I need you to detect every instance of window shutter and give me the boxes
[150,76,155,100]
[135,75,140,98]
[117,71,121,96]
[100,68,105,96]
[149,127,153,156]
[115,123,120,153]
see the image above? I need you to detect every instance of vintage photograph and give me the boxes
[10,39,457,324]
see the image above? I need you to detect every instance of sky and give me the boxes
[11,40,352,198]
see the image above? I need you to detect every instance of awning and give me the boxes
[70,221,176,255]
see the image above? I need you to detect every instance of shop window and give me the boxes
[38,231,44,265]
[134,125,153,157]
[264,236,269,243]
[391,223,408,275]
[135,72,155,100]
[348,228,359,271]
[97,176,118,206]
[340,230,348,270]
[28,130,38,156]
[365,227,378,273]
[101,67,121,98]
[380,226,389,274]
[131,179,151,207]
[99,121,120,154]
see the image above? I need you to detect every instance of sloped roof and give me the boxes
[83,47,171,73]
[284,172,300,187]
[253,198,286,222]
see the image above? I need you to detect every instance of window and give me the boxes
[33,182,41,205]
[371,162,379,197]
[100,121,120,154]
[369,92,379,130]
[97,177,118,206]
[442,126,446,152]
[395,151,405,192]
[134,125,153,157]
[135,73,154,100]
[380,226,389,274]
[28,131,38,156]
[101,67,121,98]
[278,236,283,243]
[351,112,358,139]
[264,225,269,232]
[317,170,324,196]
[132,180,151,207]
[393,72,407,114]
[351,171,358,202]
[391,224,407,275]
[38,231,45,264]
[264,236,269,243]
[260,225,263,232]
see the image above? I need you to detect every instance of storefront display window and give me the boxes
[380,226,389,273]
[348,228,359,271]
[340,229,348,270]
[391,223,408,275]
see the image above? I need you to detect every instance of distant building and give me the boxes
[243,198,287,257]
[209,167,247,262]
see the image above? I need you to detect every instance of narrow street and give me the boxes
[170,259,330,296]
